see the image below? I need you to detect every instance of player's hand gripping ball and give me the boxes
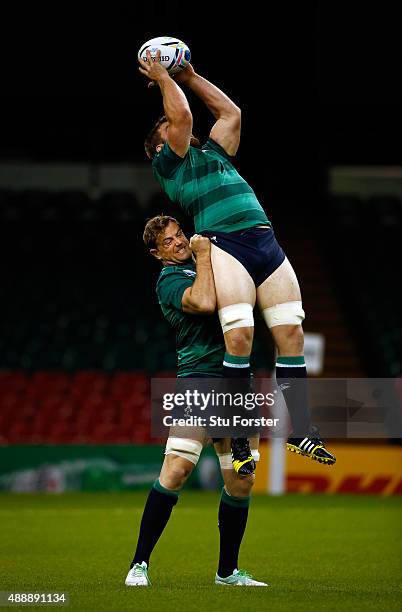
[138,36,191,75]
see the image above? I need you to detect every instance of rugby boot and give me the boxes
[231,438,256,475]
[125,561,151,586]
[215,569,268,586]
[287,425,336,465]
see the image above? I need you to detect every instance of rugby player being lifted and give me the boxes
[139,50,336,472]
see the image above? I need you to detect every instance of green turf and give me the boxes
[1,492,401,611]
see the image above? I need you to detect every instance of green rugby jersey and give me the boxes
[152,138,270,233]
[156,260,224,377]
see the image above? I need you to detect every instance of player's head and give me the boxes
[143,215,191,264]
[144,115,200,159]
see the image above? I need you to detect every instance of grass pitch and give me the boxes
[1,492,401,611]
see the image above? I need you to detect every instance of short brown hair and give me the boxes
[144,115,167,159]
[143,215,180,250]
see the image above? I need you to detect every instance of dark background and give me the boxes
[0,2,401,380]
[1,3,401,190]
[0,2,401,450]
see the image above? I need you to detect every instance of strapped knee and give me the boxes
[165,437,203,466]
[218,303,254,334]
[262,300,305,328]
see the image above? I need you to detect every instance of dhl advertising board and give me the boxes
[255,442,402,495]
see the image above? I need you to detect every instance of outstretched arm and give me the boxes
[175,65,241,156]
[139,50,193,158]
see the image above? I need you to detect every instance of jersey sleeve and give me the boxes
[156,271,194,310]
[202,138,235,163]
[152,142,186,179]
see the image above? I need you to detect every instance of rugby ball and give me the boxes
[138,36,191,75]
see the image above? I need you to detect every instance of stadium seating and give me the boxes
[326,194,402,376]
[0,188,400,444]
[0,370,153,444]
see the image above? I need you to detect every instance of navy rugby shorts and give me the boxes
[201,226,286,288]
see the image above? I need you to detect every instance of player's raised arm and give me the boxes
[175,64,241,156]
[181,236,216,315]
[139,50,193,158]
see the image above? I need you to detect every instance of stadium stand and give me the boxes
[0,370,152,444]
[325,194,402,376]
[2,188,401,445]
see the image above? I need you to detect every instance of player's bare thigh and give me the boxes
[211,244,256,308]
[256,257,304,354]
[168,425,207,443]
[256,257,301,310]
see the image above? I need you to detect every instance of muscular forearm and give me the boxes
[187,254,216,312]
[158,75,192,123]
[185,73,240,119]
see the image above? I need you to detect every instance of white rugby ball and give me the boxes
[138,36,191,75]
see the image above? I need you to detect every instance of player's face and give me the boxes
[155,222,192,264]
[158,122,200,149]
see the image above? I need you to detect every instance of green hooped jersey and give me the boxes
[152,138,270,233]
[156,260,224,377]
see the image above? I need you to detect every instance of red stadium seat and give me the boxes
[0,371,28,393]
[0,369,158,444]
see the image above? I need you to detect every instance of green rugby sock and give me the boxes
[223,352,250,378]
[131,480,179,567]
[218,488,250,578]
[276,355,312,437]
[223,353,256,440]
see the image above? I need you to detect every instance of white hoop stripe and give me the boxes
[223,361,250,368]
[275,362,306,368]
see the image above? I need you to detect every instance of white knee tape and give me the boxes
[262,300,305,328]
[217,449,260,470]
[251,449,260,463]
[165,437,203,466]
[218,303,254,334]
[217,453,233,470]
